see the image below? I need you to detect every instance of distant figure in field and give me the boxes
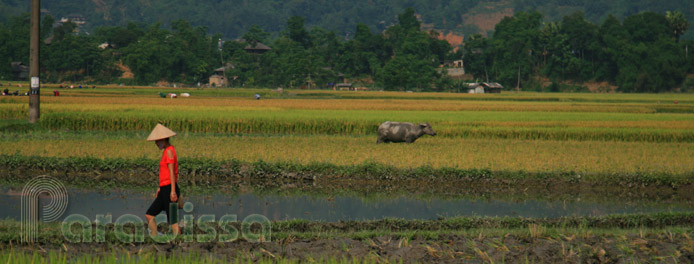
[377,121,436,143]
[254,94,261,100]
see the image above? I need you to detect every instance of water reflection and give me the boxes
[1,187,691,222]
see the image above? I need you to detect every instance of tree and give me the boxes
[242,25,269,47]
[123,23,176,84]
[52,21,77,43]
[309,27,341,68]
[623,12,670,44]
[94,22,144,49]
[337,23,387,77]
[556,11,599,81]
[666,11,690,42]
[398,7,421,33]
[257,37,312,88]
[286,16,311,48]
[540,23,573,81]
[40,15,54,40]
[428,30,452,64]
[377,54,438,91]
[43,34,106,82]
[375,8,450,91]
[0,14,30,79]
[463,34,492,82]
[384,7,422,52]
[490,11,543,89]
[594,15,625,83]
[614,12,687,92]
[169,19,218,83]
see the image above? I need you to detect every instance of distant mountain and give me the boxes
[2,0,692,39]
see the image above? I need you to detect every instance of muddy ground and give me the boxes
[3,166,694,262]
[5,232,694,263]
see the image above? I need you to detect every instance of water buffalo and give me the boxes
[377,121,436,143]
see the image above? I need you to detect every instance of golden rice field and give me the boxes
[2,95,693,142]
[1,87,693,176]
[2,93,693,113]
[18,83,694,102]
[1,135,692,175]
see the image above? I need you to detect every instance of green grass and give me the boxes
[0,250,318,264]
[0,153,690,188]
[1,212,693,244]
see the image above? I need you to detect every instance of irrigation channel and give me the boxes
[2,186,693,222]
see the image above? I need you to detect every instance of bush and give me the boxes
[682,78,694,93]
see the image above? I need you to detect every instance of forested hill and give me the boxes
[1,0,693,39]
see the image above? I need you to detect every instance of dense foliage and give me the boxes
[1,0,693,39]
[0,9,453,90]
[465,10,694,92]
[0,8,692,92]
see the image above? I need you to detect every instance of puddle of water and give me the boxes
[1,187,692,222]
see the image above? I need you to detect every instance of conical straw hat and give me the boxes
[146,123,177,141]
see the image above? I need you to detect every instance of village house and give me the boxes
[61,14,86,26]
[208,64,235,87]
[208,40,270,86]
[242,41,272,55]
[467,82,503,94]
[10,62,29,80]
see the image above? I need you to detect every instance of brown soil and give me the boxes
[6,232,694,263]
[584,81,618,93]
[115,62,134,79]
[538,77,619,93]
[462,7,514,36]
[436,32,465,51]
[156,80,171,86]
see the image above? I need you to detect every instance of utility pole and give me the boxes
[218,38,226,87]
[28,0,40,123]
[516,65,521,91]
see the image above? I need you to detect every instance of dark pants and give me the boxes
[146,184,180,224]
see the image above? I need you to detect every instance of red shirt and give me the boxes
[158,146,178,187]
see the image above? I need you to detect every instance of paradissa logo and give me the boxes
[21,176,271,243]
[61,202,272,244]
[21,176,69,243]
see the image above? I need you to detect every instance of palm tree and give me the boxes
[666,11,690,43]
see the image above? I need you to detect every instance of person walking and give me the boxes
[145,124,181,236]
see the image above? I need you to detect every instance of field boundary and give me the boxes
[1,154,691,192]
